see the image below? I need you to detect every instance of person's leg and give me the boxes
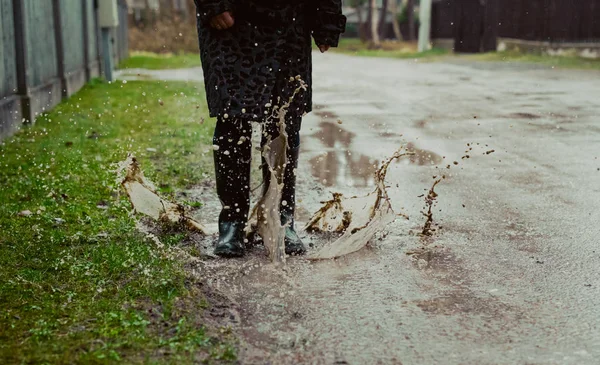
[213,117,252,257]
[260,113,306,255]
[279,114,301,224]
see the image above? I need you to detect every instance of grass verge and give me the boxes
[119,52,202,70]
[0,79,236,364]
[334,38,600,70]
[468,50,600,70]
[332,38,449,60]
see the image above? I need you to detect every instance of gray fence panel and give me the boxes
[86,0,98,63]
[24,0,59,87]
[59,0,87,96]
[1,0,128,141]
[0,0,20,137]
[0,0,16,99]
[60,0,85,73]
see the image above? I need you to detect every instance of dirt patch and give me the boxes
[415,290,512,316]
[129,279,239,361]
[313,110,341,120]
[509,112,542,119]
[414,119,428,128]
[408,247,516,320]
[526,122,571,133]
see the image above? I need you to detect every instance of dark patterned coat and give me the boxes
[194,0,346,120]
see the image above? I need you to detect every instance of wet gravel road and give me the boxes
[120,54,600,364]
[278,53,600,364]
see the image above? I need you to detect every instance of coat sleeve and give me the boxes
[194,0,235,26]
[311,0,347,47]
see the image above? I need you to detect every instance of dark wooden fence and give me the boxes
[0,0,129,140]
[498,0,600,42]
[432,0,600,52]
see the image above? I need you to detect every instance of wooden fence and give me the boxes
[432,0,600,52]
[0,0,129,140]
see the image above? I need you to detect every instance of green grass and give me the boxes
[0,79,236,364]
[118,52,202,70]
[332,38,449,60]
[334,37,600,70]
[468,50,600,70]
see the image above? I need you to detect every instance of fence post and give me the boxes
[99,0,120,82]
[102,28,114,82]
[94,0,103,75]
[52,0,67,98]
[12,0,33,123]
[482,0,499,52]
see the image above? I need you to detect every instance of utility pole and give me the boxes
[418,0,433,52]
[98,0,120,82]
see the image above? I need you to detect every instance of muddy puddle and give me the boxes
[306,114,443,189]
[307,121,378,187]
[403,142,444,166]
[122,92,462,362]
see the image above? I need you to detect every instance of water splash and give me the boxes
[305,147,413,260]
[420,177,444,236]
[117,154,207,234]
[249,77,308,264]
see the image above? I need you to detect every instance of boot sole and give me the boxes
[285,244,307,256]
[214,247,245,258]
[285,249,306,256]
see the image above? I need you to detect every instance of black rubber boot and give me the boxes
[281,146,306,255]
[214,222,246,257]
[213,120,252,258]
[262,146,306,256]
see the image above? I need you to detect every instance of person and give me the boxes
[193,0,346,257]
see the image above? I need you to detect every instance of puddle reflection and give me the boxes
[306,119,443,188]
[308,121,378,187]
[402,142,444,166]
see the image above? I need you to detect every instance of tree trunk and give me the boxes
[142,0,153,27]
[367,0,372,40]
[407,0,415,40]
[390,0,403,40]
[418,0,432,52]
[356,4,368,42]
[370,0,380,46]
[158,0,173,20]
[378,0,389,39]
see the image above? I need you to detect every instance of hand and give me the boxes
[318,45,330,53]
[210,12,235,30]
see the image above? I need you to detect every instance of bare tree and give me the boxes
[378,0,388,39]
[407,0,415,40]
[390,0,403,40]
[352,0,368,42]
[369,0,380,46]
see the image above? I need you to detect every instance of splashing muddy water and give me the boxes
[121,78,417,263]
[305,148,413,260]
[117,154,207,233]
[248,78,308,263]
